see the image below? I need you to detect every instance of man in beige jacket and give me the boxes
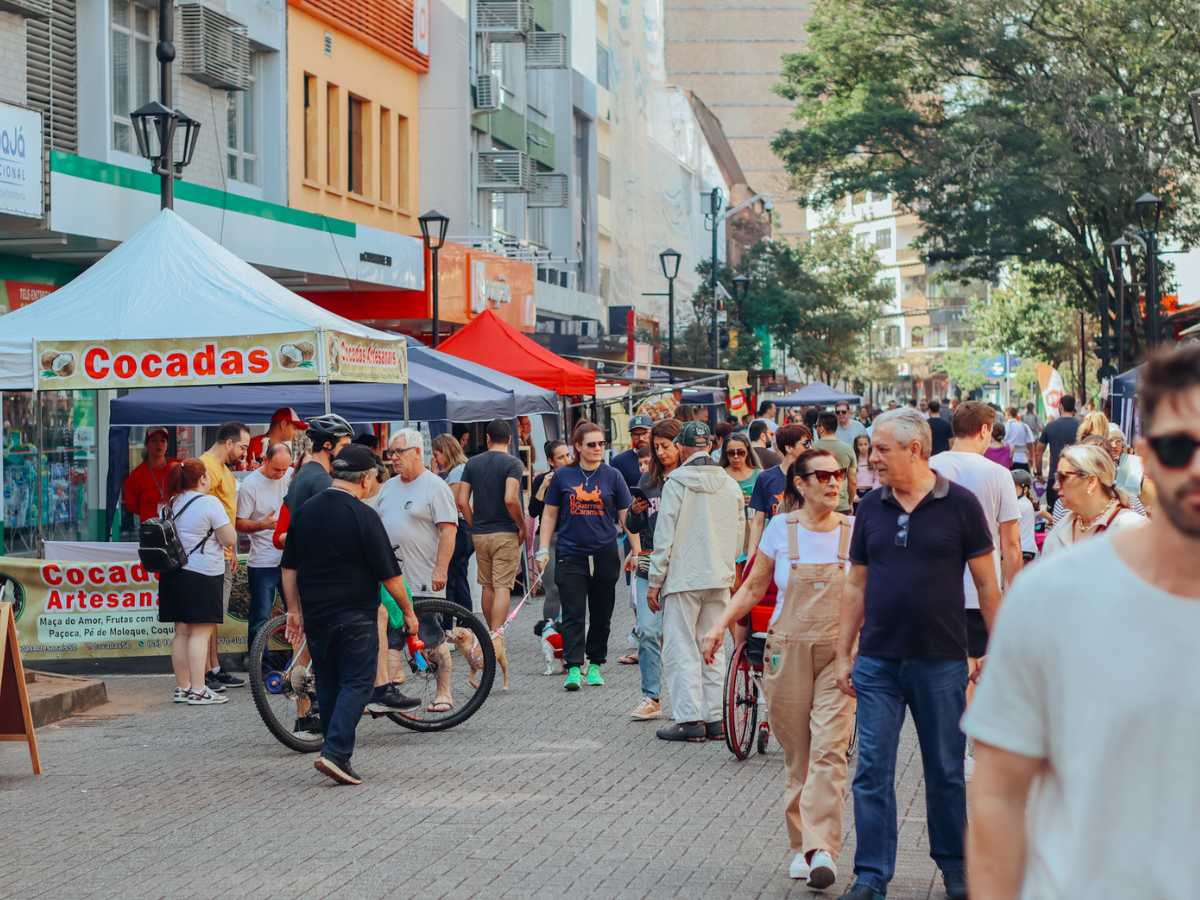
[647,421,745,742]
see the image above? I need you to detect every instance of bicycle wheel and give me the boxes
[722,641,757,761]
[387,598,495,732]
[249,613,322,754]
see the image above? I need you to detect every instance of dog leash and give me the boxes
[490,569,543,640]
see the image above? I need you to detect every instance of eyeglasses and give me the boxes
[836,409,850,415]
[804,469,847,484]
[726,449,747,458]
[383,447,420,460]
[895,513,910,547]
[584,440,607,449]
[1148,433,1200,469]
[1053,470,1086,487]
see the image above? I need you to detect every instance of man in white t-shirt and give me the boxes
[964,344,1200,899]
[375,427,458,709]
[235,442,293,652]
[1003,407,1036,472]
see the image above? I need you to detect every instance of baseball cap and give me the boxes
[629,414,654,432]
[330,443,379,474]
[145,426,170,441]
[675,421,712,448]
[271,407,308,429]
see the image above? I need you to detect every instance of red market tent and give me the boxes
[437,308,595,395]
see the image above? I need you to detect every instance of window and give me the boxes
[855,232,868,250]
[326,82,339,186]
[527,207,546,247]
[597,155,611,199]
[396,114,410,209]
[596,43,610,90]
[491,191,509,236]
[111,0,154,154]
[226,53,258,184]
[379,107,392,205]
[347,95,364,194]
[875,228,892,249]
[304,74,318,179]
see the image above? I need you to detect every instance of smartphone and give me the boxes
[629,487,649,503]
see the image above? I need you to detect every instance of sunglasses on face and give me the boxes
[1053,470,1086,487]
[584,440,607,449]
[1148,433,1200,469]
[727,449,747,458]
[804,469,847,484]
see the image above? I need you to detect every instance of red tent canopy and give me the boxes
[437,308,595,396]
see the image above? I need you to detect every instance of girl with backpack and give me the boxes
[159,459,238,705]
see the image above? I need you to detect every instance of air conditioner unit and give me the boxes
[525,32,568,68]
[474,73,502,112]
[528,172,569,207]
[476,0,534,41]
[179,3,250,91]
[477,150,535,192]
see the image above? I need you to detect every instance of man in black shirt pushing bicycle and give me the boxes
[282,444,420,786]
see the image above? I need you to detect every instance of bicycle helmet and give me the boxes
[306,413,353,454]
[1011,469,1033,489]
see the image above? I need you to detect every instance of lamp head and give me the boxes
[173,110,201,172]
[731,274,749,304]
[659,247,681,280]
[128,101,177,164]
[1135,192,1163,231]
[763,200,774,212]
[418,209,451,250]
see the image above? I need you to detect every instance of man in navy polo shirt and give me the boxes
[833,408,1001,900]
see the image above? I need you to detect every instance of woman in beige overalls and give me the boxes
[702,448,857,891]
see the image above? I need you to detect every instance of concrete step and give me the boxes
[23,670,108,728]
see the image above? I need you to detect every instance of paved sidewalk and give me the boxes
[1,612,949,900]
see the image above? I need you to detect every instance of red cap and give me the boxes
[271,407,308,429]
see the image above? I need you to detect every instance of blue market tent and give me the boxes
[773,382,861,406]
[402,336,557,417]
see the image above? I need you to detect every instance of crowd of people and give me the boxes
[126,344,1200,898]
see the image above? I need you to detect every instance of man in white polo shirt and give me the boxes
[236,441,293,655]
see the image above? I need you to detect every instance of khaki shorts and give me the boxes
[473,531,522,588]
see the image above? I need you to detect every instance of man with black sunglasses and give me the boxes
[833,408,999,900]
[964,344,1200,899]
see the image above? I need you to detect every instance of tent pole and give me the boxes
[322,377,331,415]
[404,383,410,427]
[35,392,43,556]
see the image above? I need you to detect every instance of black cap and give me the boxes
[331,443,380,474]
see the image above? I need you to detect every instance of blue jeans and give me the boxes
[850,655,968,894]
[247,565,282,650]
[635,575,663,699]
[304,609,379,765]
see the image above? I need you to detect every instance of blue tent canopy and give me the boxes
[772,382,861,407]
[402,335,558,416]
[109,359,517,425]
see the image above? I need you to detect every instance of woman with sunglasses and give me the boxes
[700,449,856,889]
[1042,443,1146,557]
[535,421,638,692]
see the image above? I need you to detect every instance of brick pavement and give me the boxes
[1,610,949,900]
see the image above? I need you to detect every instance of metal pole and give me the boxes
[34,393,43,555]
[430,248,440,348]
[667,275,675,382]
[1114,254,1125,372]
[157,0,174,210]
[1093,266,1110,379]
[711,189,720,369]
[1079,311,1086,400]
[403,382,410,427]
[1146,232,1160,349]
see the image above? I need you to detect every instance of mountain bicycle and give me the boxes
[249,598,496,753]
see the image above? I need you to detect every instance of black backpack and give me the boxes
[138,496,214,574]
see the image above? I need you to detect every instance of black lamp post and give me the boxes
[706,187,723,368]
[731,274,749,321]
[1135,192,1164,349]
[418,209,450,347]
[1110,237,1131,372]
[659,247,681,378]
[128,0,201,210]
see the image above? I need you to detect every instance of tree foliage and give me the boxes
[969,262,1081,367]
[772,0,1200,349]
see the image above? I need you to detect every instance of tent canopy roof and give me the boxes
[773,382,862,406]
[0,209,398,389]
[437,309,595,396]
[403,335,557,416]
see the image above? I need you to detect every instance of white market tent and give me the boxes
[0,209,407,397]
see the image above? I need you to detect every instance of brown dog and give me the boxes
[450,627,508,690]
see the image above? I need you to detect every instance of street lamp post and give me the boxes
[659,247,681,378]
[731,274,749,322]
[418,209,450,347]
[128,0,201,209]
[1110,238,1131,372]
[706,188,723,369]
[1135,192,1164,349]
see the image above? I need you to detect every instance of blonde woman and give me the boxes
[1042,443,1146,557]
[1078,410,1111,441]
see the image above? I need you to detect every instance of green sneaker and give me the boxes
[564,667,583,691]
[586,664,604,686]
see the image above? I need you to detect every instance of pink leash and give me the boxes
[490,569,543,639]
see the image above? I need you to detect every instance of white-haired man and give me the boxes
[833,408,1001,900]
[375,428,458,711]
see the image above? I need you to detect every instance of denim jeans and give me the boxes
[555,544,621,668]
[850,655,968,894]
[304,609,379,765]
[247,565,282,650]
[443,520,475,629]
[635,575,663,699]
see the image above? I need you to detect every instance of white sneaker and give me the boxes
[964,755,976,783]
[173,687,190,703]
[789,852,809,880]
[187,686,228,705]
[806,849,837,889]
